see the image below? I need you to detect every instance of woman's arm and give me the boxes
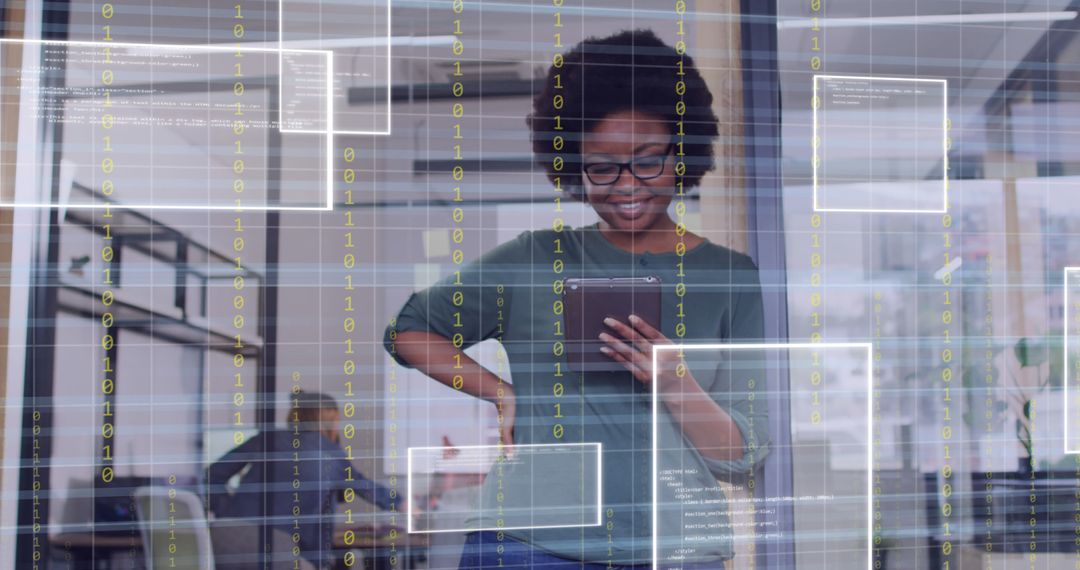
[384,234,530,448]
[655,367,745,462]
[394,330,516,447]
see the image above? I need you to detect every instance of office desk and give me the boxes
[51,526,429,570]
[51,532,142,570]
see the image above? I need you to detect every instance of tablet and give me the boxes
[563,276,662,373]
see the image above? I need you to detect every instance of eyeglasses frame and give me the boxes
[581,143,675,186]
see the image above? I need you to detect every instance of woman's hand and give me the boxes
[598,314,688,390]
[394,330,516,453]
[496,385,516,456]
[599,314,746,461]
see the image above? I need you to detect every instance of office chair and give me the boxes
[134,486,215,570]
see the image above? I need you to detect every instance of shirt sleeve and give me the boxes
[205,433,263,513]
[351,475,398,512]
[325,453,399,512]
[383,231,528,367]
[700,255,771,478]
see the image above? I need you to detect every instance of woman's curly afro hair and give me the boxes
[527,29,720,198]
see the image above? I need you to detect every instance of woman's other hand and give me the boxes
[497,385,516,457]
[394,330,516,453]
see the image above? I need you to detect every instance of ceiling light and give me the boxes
[777,11,1077,29]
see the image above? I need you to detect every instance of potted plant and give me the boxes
[1010,336,1062,469]
[985,336,1073,553]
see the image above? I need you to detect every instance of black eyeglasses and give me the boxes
[582,144,673,186]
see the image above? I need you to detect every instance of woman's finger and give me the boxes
[602,345,634,367]
[498,406,515,457]
[599,332,652,371]
[602,347,650,383]
[604,317,653,355]
[628,314,669,344]
[603,317,639,343]
[599,331,638,361]
[499,424,515,458]
[600,332,630,358]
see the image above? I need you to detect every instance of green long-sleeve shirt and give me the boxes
[384,222,769,565]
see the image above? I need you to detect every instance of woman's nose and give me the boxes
[611,166,636,190]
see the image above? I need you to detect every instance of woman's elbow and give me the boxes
[387,329,445,368]
[384,327,421,367]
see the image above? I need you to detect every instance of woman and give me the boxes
[385,29,768,569]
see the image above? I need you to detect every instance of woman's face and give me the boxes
[580,110,675,235]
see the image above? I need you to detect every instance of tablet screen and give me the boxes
[563,276,662,374]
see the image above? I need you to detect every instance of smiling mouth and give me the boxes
[610,197,653,219]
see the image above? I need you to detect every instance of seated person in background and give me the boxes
[207,390,404,569]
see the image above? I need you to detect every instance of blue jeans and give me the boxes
[457,531,722,569]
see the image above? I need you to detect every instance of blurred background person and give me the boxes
[207,390,411,569]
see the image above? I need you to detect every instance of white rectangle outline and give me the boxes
[1065,268,1080,454]
[812,75,949,214]
[652,342,873,570]
[279,0,392,136]
[0,38,335,211]
[406,442,603,534]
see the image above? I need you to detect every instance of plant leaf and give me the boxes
[1014,337,1049,368]
[1049,335,1065,389]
